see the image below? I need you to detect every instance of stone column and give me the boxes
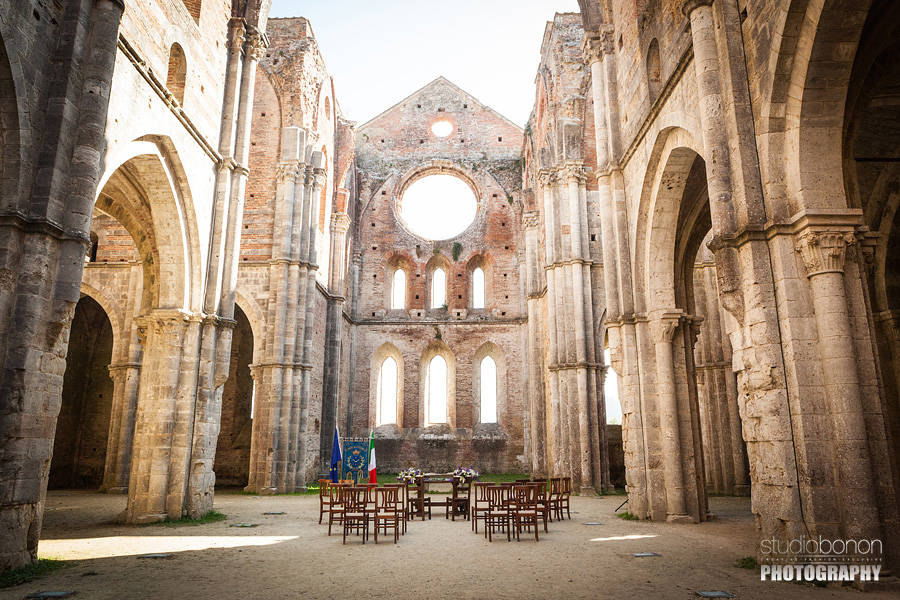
[794,230,882,541]
[650,312,691,522]
[319,213,350,472]
[101,362,141,493]
[0,0,124,570]
[523,211,547,476]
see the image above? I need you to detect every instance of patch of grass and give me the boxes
[734,556,758,570]
[616,511,640,521]
[142,509,227,527]
[0,558,66,589]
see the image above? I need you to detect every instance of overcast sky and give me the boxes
[268,1,581,127]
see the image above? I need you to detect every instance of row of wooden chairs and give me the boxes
[465,477,572,541]
[318,480,408,544]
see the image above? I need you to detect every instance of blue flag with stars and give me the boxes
[329,425,342,483]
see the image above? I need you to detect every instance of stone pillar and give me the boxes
[0,0,124,570]
[124,313,192,523]
[523,211,547,476]
[319,213,350,472]
[101,362,141,493]
[794,230,882,542]
[650,312,692,522]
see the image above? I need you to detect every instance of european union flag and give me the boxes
[329,425,342,483]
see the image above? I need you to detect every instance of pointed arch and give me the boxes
[370,343,404,427]
[473,342,506,426]
[420,340,456,427]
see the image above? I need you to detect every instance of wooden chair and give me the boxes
[326,483,350,536]
[318,479,333,524]
[549,477,563,521]
[559,477,572,519]
[384,483,407,534]
[484,485,512,542]
[471,482,492,533]
[342,486,370,545]
[449,479,470,521]
[511,484,540,541]
[407,476,431,521]
[374,487,401,544]
[530,481,551,531]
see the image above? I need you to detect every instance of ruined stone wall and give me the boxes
[350,78,528,474]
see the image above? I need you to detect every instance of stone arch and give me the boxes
[473,342,507,426]
[425,253,452,309]
[167,43,187,105]
[235,290,265,364]
[465,253,493,310]
[49,294,115,490]
[775,0,877,214]
[95,139,199,312]
[78,281,128,365]
[370,343,404,428]
[419,340,456,428]
[214,302,254,488]
[385,253,414,311]
[0,30,23,213]
[634,128,705,315]
[647,38,662,103]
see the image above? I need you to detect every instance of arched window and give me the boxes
[472,267,485,309]
[88,232,99,263]
[377,357,398,425]
[391,269,406,309]
[432,268,446,308]
[426,355,448,425]
[647,38,662,103]
[480,356,497,423]
[167,43,187,105]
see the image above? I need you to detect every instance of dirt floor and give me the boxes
[1,490,895,600]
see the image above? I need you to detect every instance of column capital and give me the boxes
[331,212,351,234]
[275,161,301,183]
[683,0,714,17]
[538,169,559,189]
[649,310,684,343]
[229,20,246,50]
[245,31,268,61]
[794,230,856,277]
[562,162,587,184]
[523,211,540,230]
[581,35,605,65]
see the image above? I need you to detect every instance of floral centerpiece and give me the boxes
[397,468,422,482]
[453,467,481,483]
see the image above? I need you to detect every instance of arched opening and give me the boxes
[603,348,621,425]
[377,357,399,426]
[391,268,406,310]
[88,231,99,263]
[426,355,448,425]
[431,267,446,308]
[399,173,477,240]
[49,295,114,490]
[472,267,485,309]
[479,356,497,423]
[318,146,328,233]
[843,1,900,484]
[647,38,662,103]
[214,304,254,488]
[167,43,187,105]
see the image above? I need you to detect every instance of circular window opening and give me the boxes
[400,174,477,240]
[431,119,454,137]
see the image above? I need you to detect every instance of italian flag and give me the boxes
[368,432,377,484]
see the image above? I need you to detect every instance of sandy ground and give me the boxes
[1,490,895,600]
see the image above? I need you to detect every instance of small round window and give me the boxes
[431,119,453,137]
[400,174,477,240]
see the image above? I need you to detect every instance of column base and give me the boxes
[104,486,128,495]
[666,514,694,524]
[733,484,750,496]
[603,483,616,493]
[258,487,278,496]
[579,485,598,497]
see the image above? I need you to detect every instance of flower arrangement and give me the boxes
[453,467,481,482]
[397,468,422,482]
